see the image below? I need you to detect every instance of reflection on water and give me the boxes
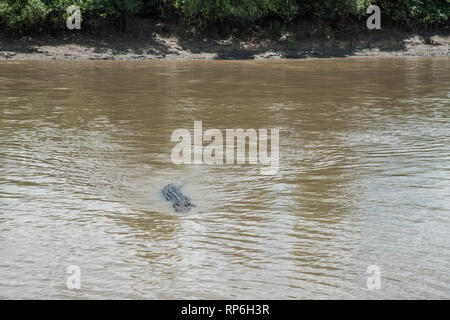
[0,58,449,299]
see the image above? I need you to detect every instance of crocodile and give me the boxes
[161,183,196,213]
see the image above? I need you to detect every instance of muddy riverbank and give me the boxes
[0,28,448,60]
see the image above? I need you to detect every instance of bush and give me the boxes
[0,0,448,31]
[173,0,298,24]
[373,0,449,24]
[0,0,49,28]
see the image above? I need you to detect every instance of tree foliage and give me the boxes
[0,0,448,30]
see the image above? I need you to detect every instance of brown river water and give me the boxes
[0,58,449,299]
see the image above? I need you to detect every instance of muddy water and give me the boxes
[0,58,449,299]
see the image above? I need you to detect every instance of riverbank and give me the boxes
[0,28,448,61]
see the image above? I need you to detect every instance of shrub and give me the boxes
[0,0,448,30]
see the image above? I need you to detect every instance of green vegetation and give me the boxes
[0,0,448,31]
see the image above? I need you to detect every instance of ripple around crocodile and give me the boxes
[161,183,196,213]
